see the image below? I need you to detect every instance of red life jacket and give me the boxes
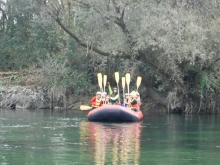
[90,97,102,107]
[130,99,138,108]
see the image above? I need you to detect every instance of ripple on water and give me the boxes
[1,125,31,128]
[0,144,12,150]
[58,117,81,121]
[0,118,8,120]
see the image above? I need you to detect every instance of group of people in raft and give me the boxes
[90,82,141,111]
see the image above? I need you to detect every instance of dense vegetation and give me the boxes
[1,0,220,113]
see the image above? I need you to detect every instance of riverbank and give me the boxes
[0,70,87,110]
[0,85,90,110]
[0,84,163,112]
[1,70,219,114]
[0,70,164,111]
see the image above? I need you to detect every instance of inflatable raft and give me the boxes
[87,105,143,122]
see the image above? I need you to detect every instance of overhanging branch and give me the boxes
[55,17,132,58]
[56,16,173,83]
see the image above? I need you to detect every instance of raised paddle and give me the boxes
[103,75,107,92]
[114,71,120,103]
[80,105,92,110]
[125,73,130,95]
[136,76,142,91]
[97,73,102,92]
[122,77,125,106]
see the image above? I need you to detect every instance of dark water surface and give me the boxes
[0,109,220,165]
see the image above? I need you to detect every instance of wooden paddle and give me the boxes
[80,105,92,110]
[103,75,107,92]
[97,73,102,92]
[114,71,120,103]
[125,73,130,95]
[136,76,142,91]
[122,77,125,106]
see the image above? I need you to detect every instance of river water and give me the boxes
[0,109,220,165]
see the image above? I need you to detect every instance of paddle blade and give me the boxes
[122,77,125,89]
[115,72,119,84]
[136,76,142,90]
[125,73,130,86]
[103,75,107,87]
[97,73,102,90]
[80,105,92,110]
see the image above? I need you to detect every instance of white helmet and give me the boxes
[130,91,136,97]
[101,92,107,97]
[96,91,101,95]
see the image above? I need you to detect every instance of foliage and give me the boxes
[36,53,92,93]
[1,0,220,112]
[0,0,93,93]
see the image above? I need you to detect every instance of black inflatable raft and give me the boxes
[87,105,143,122]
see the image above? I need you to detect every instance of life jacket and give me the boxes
[91,98,102,107]
[130,98,138,108]
[110,93,119,104]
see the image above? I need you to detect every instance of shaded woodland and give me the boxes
[1,0,220,113]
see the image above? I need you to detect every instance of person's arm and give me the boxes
[90,97,96,104]
[108,83,113,95]
[110,94,119,100]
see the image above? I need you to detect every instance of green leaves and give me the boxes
[1,0,220,111]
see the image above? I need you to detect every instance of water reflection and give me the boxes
[80,121,142,165]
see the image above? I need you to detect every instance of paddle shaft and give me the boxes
[115,72,120,104]
[117,83,120,103]
[122,88,125,105]
[122,77,125,106]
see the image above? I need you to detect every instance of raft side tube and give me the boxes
[87,105,143,122]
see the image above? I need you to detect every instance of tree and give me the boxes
[0,0,93,94]
[37,0,220,113]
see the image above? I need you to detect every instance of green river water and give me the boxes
[0,109,220,165]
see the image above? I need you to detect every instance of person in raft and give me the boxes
[103,95,110,105]
[90,91,102,109]
[129,91,139,111]
[101,92,107,104]
[107,82,119,105]
[123,93,130,107]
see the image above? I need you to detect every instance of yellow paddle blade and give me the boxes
[136,76,142,90]
[125,73,130,86]
[103,75,107,87]
[122,77,125,89]
[97,73,102,90]
[115,72,119,84]
[80,105,92,110]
